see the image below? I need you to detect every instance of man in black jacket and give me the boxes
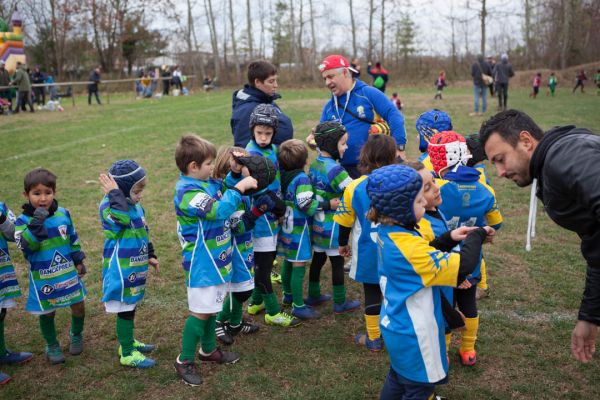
[479,109,600,363]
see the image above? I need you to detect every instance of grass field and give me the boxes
[0,85,599,400]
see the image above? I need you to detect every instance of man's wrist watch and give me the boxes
[397,144,406,151]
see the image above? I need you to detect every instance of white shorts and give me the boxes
[313,246,340,257]
[229,279,254,293]
[104,301,137,314]
[187,283,228,314]
[253,235,277,252]
[29,308,58,316]
[0,298,17,309]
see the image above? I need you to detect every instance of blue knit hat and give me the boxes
[108,160,146,201]
[415,109,453,153]
[367,164,423,227]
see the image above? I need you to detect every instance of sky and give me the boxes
[166,0,524,58]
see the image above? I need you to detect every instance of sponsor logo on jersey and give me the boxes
[128,272,137,282]
[39,251,73,278]
[215,230,231,247]
[190,192,214,213]
[130,243,149,266]
[14,230,23,250]
[427,250,451,274]
[41,284,54,295]
[357,106,366,119]
[58,225,68,240]
[296,191,314,210]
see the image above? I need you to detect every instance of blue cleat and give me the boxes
[0,371,10,385]
[292,305,321,320]
[282,293,293,306]
[304,294,332,307]
[133,339,156,354]
[0,350,33,365]
[354,333,384,352]
[120,350,156,368]
[333,299,361,314]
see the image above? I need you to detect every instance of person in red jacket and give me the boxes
[367,61,389,93]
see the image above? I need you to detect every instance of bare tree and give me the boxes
[309,0,318,80]
[367,0,377,61]
[297,0,304,69]
[229,0,241,83]
[379,0,385,62]
[246,0,253,58]
[348,0,358,58]
[185,0,206,80]
[204,0,220,78]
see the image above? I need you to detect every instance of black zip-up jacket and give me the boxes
[530,125,600,324]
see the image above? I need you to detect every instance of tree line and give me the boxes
[0,0,598,83]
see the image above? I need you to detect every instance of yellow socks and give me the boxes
[460,316,480,353]
[445,333,452,352]
[477,259,488,290]
[365,314,380,341]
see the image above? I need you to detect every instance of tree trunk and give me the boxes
[204,0,220,78]
[246,0,253,59]
[379,0,385,62]
[289,0,296,65]
[298,0,304,70]
[309,0,318,81]
[229,0,241,83]
[480,0,487,56]
[367,0,376,61]
[523,0,532,68]
[348,0,357,58]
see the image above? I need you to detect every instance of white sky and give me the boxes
[163,0,524,57]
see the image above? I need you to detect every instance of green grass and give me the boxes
[1,86,599,399]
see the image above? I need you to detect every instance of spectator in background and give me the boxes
[88,66,102,105]
[530,72,542,99]
[486,56,496,97]
[390,92,402,110]
[172,66,183,91]
[161,65,171,96]
[12,61,34,113]
[0,60,13,112]
[46,74,58,101]
[492,53,514,112]
[31,66,46,106]
[351,58,361,79]
[572,69,587,93]
[367,61,389,93]
[470,55,492,116]
[434,70,447,100]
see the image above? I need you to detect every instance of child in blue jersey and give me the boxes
[0,202,33,385]
[278,139,324,320]
[334,134,397,352]
[415,109,453,173]
[213,147,281,344]
[307,121,361,315]
[98,160,159,369]
[366,164,493,400]
[14,168,87,365]
[428,130,503,367]
[173,135,258,387]
[244,104,301,328]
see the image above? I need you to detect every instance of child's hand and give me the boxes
[149,257,160,274]
[482,226,496,243]
[329,198,340,210]
[450,226,478,242]
[229,153,244,174]
[339,245,351,257]
[254,194,276,214]
[234,176,258,193]
[76,263,87,277]
[99,174,119,194]
[306,127,317,150]
[457,279,472,289]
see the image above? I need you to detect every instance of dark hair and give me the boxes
[247,61,277,86]
[175,134,217,174]
[277,139,307,170]
[24,168,57,192]
[358,135,397,174]
[375,62,381,68]
[404,161,426,172]
[479,109,544,148]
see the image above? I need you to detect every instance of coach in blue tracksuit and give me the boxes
[230,60,294,148]
[317,54,406,178]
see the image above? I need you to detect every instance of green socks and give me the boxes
[229,296,244,327]
[71,315,85,336]
[308,281,321,299]
[181,315,207,362]
[291,266,306,307]
[333,285,346,305]
[39,314,58,346]
[250,287,263,306]
[281,260,293,295]
[200,315,217,355]
[117,316,135,357]
[0,317,5,355]
[263,292,280,316]
[217,295,232,323]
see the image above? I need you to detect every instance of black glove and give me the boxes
[441,293,465,331]
[260,191,285,218]
[466,134,487,167]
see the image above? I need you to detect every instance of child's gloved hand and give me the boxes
[253,193,276,214]
[76,263,87,277]
[33,207,50,223]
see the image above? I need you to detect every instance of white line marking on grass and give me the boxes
[480,309,574,323]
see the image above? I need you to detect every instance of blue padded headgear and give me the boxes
[108,160,146,201]
[415,109,453,153]
[367,164,423,227]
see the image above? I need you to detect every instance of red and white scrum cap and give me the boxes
[318,55,358,74]
[427,131,471,176]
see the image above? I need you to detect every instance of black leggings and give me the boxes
[496,83,508,108]
[309,252,345,286]
[118,309,135,320]
[233,290,252,303]
[363,283,382,315]
[254,251,276,295]
[454,285,477,318]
